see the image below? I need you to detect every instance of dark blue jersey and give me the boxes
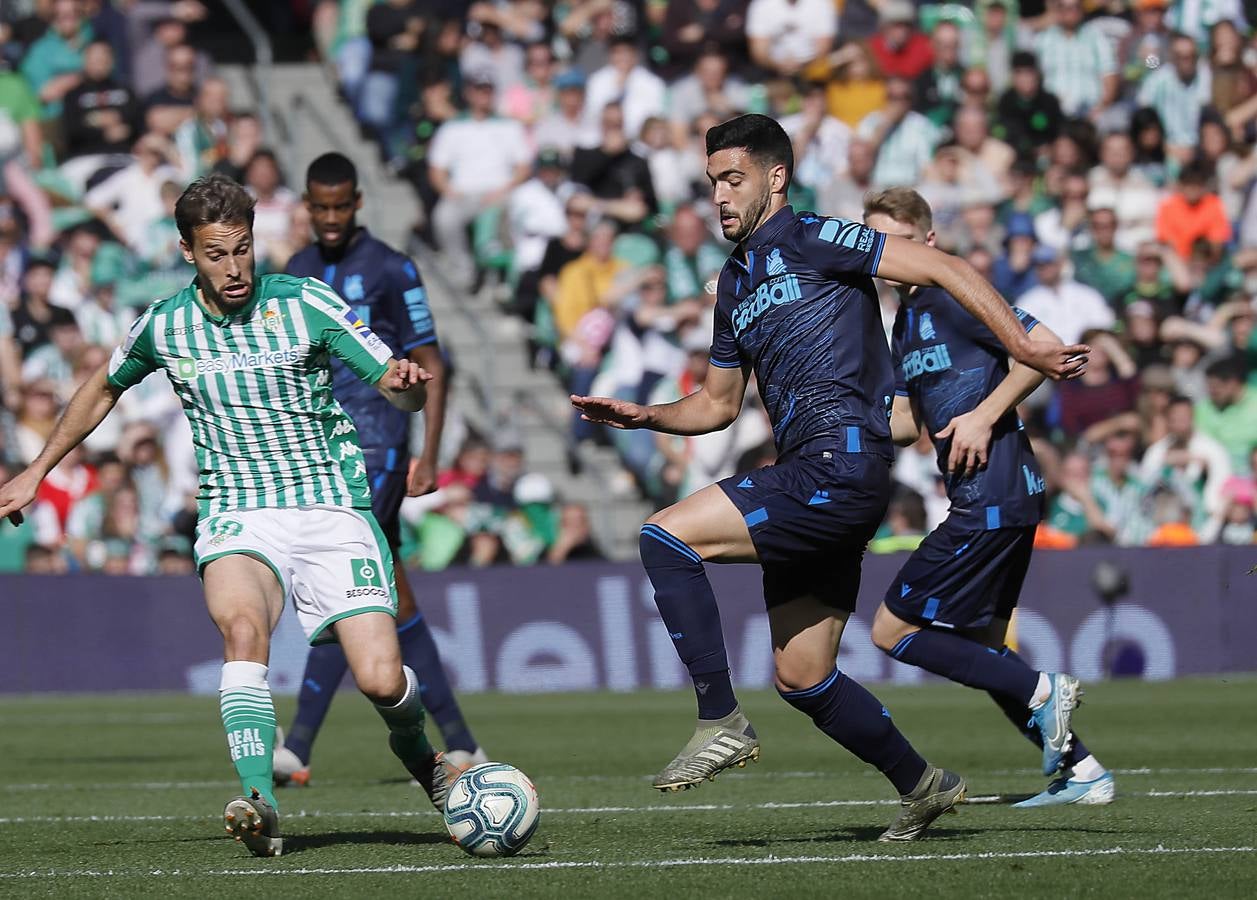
[891,287,1045,529]
[710,206,893,460]
[286,228,437,450]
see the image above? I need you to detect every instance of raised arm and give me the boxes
[876,237,1089,380]
[0,365,120,523]
[572,362,748,436]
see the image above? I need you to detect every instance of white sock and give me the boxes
[1070,754,1105,782]
[1029,672,1051,708]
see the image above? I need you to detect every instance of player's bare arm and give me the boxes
[876,237,1089,381]
[406,343,445,496]
[572,361,747,435]
[0,364,120,524]
[376,358,432,413]
[936,323,1065,476]
[890,394,922,447]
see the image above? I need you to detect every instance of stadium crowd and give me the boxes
[2,0,1257,574]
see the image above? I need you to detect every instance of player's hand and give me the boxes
[570,394,650,430]
[1017,340,1090,381]
[0,468,40,527]
[385,359,434,391]
[935,412,992,477]
[407,455,438,497]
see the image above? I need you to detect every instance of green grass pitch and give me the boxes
[0,677,1254,898]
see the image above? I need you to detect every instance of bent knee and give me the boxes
[220,616,270,659]
[773,654,836,694]
[357,662,406,705]
[870,604,916,654]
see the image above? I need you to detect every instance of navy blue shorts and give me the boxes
[884,518,1036,632]
[718,450,892,611]
[365,447,407,548]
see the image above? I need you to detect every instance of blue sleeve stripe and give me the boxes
[1024,320,1039,335]
[402,336,439,351]
[709,356,741,368]
[895,389,909,397]
[869,231,886,274]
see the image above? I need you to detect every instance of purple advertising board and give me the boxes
[0,546,1253,694]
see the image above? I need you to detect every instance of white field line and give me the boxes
[0,789,1254,826]
[0,845,1252,878]
[4,766,1256,792]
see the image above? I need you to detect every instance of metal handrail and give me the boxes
[219,0,284,174]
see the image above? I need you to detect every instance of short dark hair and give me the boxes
[864,187,933,233]
[1205,355,1248,383]
[306,152,358,191]
[174,174,255,244]
[1166,393,1194,410]
[1179,158,1212,186]
[705,114,794,186]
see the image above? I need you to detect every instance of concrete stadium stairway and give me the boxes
[221,63,652,559]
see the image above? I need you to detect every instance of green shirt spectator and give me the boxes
[1071,247,1135,312]
[19,4,93,119]
[0,70,42,165]
[1196,356,1257,474]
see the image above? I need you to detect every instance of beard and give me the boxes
[723,189,771,244]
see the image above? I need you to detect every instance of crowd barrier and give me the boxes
[1,547,1252,693]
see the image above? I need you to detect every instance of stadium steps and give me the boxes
[223,63,651,559]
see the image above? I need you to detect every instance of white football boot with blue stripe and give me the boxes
[1014,770,1115,808]
[1030,673,1082,775]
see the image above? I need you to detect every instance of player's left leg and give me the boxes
[334,611,448,811]
[978,619,1116,807]
[767,578,966,842]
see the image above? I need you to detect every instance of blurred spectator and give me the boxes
[49,224,99,311]
[951,105,1014,199]
[819,138,876,222]
[1145,487,1201,546]
[545,501,604,563]
[868,2,932,80]
[460,21,524,94]
[20,0,90,118]
[244,149,298,272]
[1130,106,1171,186]
[570,101,655,223]
[973,0,1015,95]
[128,3,210,98]
[1208,18,1256,114]
[660,1,749,77]
[143,43,199,137]
[869,487,927,553]
[499,40,557,131]
[1033,0,1118,121]
[661,204,723,306]
[1120,0,1173,92]
[1140,393,1232,520]
[1017,244,1116,344]
[1167,0,1247,46]
[1071,207,1135,308]
[59,38,138,177]
[474,440,525,510]
[507,147,574,295]
[668,45,749,143]
[1091,428,1155,546]
[913,20,964,128]
[1155,160,1232,260]
[532,68,597,159]
[1057,329,1140,440]
[172,75,228,181]
[746,0,835,78]
[820,42,886,130]
[1195,355,1257,474]
[1201,470,1257,543]
[22,311,82,387]
[780,80,850,198]
[11,259,73,357]
[360,0,424,158]
[583,35,666,142]
[428,71,531,290]
[1089,131,1162,253]
[1034,168,1090,253]
[84,132,179,252]
[1137,31,1212,161]
[857,76,939,188]
[993,51,1062,161]
[991,212,1040,302]
[553,218,625,343]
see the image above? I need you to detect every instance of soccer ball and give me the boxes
[443,762,540,858]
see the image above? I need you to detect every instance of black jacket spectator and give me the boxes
[61,74,138,158]
[994,84,1062,160]
[366,0,423,74]
[659,0,750,78]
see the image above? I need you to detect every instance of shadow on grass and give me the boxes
[283,830,452,854]
[711,825,982,846]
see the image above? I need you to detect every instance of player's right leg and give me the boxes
[201,552,286,857]
[641,483,760,791]
[978,619,1115,807]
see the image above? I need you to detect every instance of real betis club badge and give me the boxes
[351,558,383,588]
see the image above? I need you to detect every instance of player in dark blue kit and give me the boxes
[273,153,486,785]
[865,189,1114,807]
[572,115,1090,840]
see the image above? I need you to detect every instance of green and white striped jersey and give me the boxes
[107,273,393,516]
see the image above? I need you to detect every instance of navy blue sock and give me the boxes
[779,669,928,795]
[990,647,1090,768]
[397,611,478,753]
[639,524,737,720]
[888,629,1039,706]
[286,642,350,765]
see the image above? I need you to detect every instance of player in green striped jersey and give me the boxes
[0,175,449,857]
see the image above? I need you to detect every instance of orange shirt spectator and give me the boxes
[1154,161,1232,260]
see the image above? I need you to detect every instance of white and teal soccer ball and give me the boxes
[443,762,540,858]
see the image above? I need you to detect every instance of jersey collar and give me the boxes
[733,205,795,272]
[189,278,261,325]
